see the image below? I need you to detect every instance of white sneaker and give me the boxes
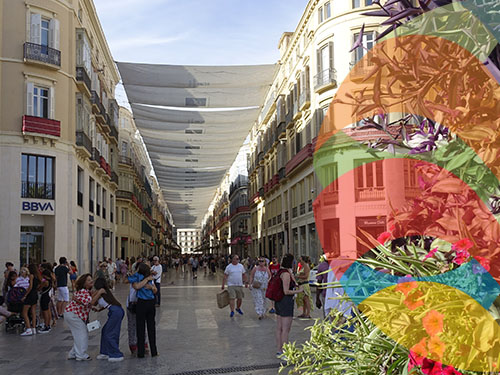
[96,354,109,360]
[108,356,124,362]
[76,355,92,361]
[20,328,33,336]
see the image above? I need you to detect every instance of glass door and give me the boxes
[20,226,44,267]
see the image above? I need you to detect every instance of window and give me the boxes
[318,6,324,23]
[21,154,55,199]
[96,184,101,216]
[324,2,331,19]
[89,177,95,213]
[102,189,107,220]
[353,31,375,64]
[121,208,128,225]
[29,13,59,50]
[27,84,50,119]
[353,0,361,7]
[77,167,83,207]
[110,195,114,223]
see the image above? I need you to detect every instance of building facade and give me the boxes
[115,107,172,259]
[0,0,121,273]
[177,229,201,254]
[244,0,386,263]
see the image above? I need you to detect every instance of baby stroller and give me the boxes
[5,287,26,333]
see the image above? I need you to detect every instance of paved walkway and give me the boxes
[0,269,320,374]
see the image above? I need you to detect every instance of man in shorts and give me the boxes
[55,257,73,317]
[221,255,248,318]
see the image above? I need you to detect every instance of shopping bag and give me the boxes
[217,290,229,309]
[87,320,101,332]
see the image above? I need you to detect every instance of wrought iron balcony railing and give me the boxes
[24,42,61,67]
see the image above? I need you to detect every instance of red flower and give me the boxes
[422,310,444,336]
[377,231,392,244]
[453,250,470,265]
[395,281,418,296]
[451,238,473,252]
[404,289,425,310]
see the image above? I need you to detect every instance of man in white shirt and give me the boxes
[151,256,163,307]
[221,255,248,317]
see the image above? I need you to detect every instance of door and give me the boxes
[89,224,94,273]
[20,226,44,267]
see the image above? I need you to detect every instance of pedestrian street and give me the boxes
[0,269,321,375]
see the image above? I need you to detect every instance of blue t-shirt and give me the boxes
[127,273,155,300]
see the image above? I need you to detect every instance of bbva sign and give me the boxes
[21,199,55,215]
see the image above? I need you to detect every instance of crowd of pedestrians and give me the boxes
[0,251,339,362]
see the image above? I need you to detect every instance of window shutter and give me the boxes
[316,48,321,75]
[49,18,60,50]
[300,71,305,96]
[49,87,55,119]
[328,41,334,70]
[30,13,41,45]
[26,82,34,116]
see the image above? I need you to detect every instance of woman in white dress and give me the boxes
[249,258,271,319]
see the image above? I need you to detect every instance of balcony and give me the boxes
[75,131,92,157]
[349,61,373,81]
[23,42,60,68]
[285,110,293,126]
[116,190,133,200]
[285,142,314,176]
[100,156,111,177]
[278,167,286,181]
[292,101,301,121]
[299,89,311,111]
[76,67,91,94]
[314,68,337,93]
[91,91,107,125]
[324,190,339,205]
[355,187,385,202]
[22,115,60,137]
[119,155,133,166]
[109,121,119,142]
[258,187,265,197]
[21,181,55,200]
[90,147,100,168]
[111,171,119,186]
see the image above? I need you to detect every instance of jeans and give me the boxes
[64,311,89,359]
[100,305,125,358]
[154,282,161,305]
[136,298,157,357]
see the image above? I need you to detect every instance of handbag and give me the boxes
[87,320,101,332]
[252,280,262,289]
[217,289,230,309]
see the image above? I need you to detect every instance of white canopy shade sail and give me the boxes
[117,62,276,227]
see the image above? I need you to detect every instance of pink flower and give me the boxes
[377,231,392,244]
[424,247,438,260]
[451,238,473,252]
[453,250,471,265]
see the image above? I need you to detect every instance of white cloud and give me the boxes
[110,33,189,50]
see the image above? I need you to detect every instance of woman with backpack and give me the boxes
[94,278,125,362]
[271,254,303,358]
[20,264,42,336]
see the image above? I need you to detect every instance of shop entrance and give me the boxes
[20,226,44,267]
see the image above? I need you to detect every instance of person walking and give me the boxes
[55,257,73,317]
[249,257,271,319]
[275,254,303,358]
[128,263,158,358]
[296,255,313,319]
[38,269,53,333]
[94,278,125,362]
[20,264,42,336]
[64,274,105,361]
[69,261,78,292]
[192,256,199,279]
[120,260,128,283]
[107,258,117,290]
[151,256,162,307]
[221,255,248,317]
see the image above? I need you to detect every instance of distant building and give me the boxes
[177,228,201,254]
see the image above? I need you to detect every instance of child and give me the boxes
[14,267,30,289]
